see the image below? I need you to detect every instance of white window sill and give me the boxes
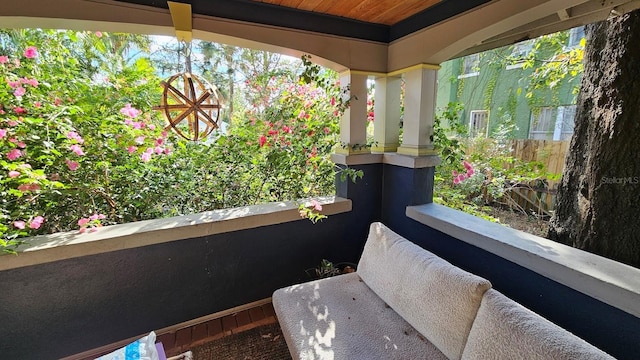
[506,63,525,70]
[457,72,479,79]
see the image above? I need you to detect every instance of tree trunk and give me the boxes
[548,11,640,268]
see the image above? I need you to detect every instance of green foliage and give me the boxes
[433,103,551,222]
[522,31,584,103]
[306,258,357,279]
[1,29,170,252]
[1,30,348,253]
[433,102,466,167]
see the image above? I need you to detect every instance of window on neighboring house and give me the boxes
[458,53,480,78]
[506,39,534,69]
[567,26,585,48]
[529,105,576,140]
[469,110,489,137]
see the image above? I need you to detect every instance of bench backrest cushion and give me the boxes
[357,222,492,360]
[462,289,614,360]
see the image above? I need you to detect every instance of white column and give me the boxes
[397,65,439,156]
[337,71,369,154]
[372,75,401,153]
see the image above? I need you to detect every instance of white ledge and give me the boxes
[331,152,440,168]
[0,196,352,271]
[406,203,640,318]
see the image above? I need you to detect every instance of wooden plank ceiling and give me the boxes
[251,0,443,25]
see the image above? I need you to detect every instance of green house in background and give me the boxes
[436,26,585,140]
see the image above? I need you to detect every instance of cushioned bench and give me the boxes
[273,222,613,360]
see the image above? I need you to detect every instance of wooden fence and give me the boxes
[508,139,570,214]
[465,139,570,214]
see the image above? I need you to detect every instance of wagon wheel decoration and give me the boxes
[153,72,223,141]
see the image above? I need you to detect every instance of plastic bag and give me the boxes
[95,331,159,360]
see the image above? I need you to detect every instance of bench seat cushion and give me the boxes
[462,289,614,360]
[357,222,492,360]
[273,272,447,360]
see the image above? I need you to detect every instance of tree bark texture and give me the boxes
[548,11,640,267]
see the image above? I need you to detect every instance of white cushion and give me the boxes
[462,289,614,360]
[273,272,447,360]
[357,222,492,360]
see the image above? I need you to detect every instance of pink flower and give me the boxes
[29,216,44,229]
[323,127,331,134]
[311,200,323,212]
[148,124,156,130]
[8,80,20,88]
[134,136,145,144]
[13,87,26,97]
[0,55,8,64]
[79,227,87,233]
[14,107,26,114]
[69,144,85,156]
[457,174,467,183]
[140,151,152,162]
[18,183,40,192]
[466,168,475,177]
[98,214,106,220]
[298,110,308,119]
[120,103,141,118]
[78,218,90,227]
[155,138,164,146]
[154,146,163,154]
[89,214,99,221]
[14,220,26,229]
[7,120,18,127]
[95,31,103,38]
[463,160,473,170]
[66,131,84,143]
[20,77,38,87]
[452,170,458,177]
[164,147,172,155]
[330,97,336,106]
[66,159,79,171]
[23,46,38,59]
[17,141,26,149]
[34,101,42,108]
[453,177,461,185]
[131,122,143,129]
[0,128,6,139]
[259,135,267,147]
[127,145,137,154]
[8,170,20,178]
[7,149,22,160]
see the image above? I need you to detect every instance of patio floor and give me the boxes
[79,302,279,359]
[158,302,279,357]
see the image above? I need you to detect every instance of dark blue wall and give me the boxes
[0,214,366,359]
[379,163,640,360]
